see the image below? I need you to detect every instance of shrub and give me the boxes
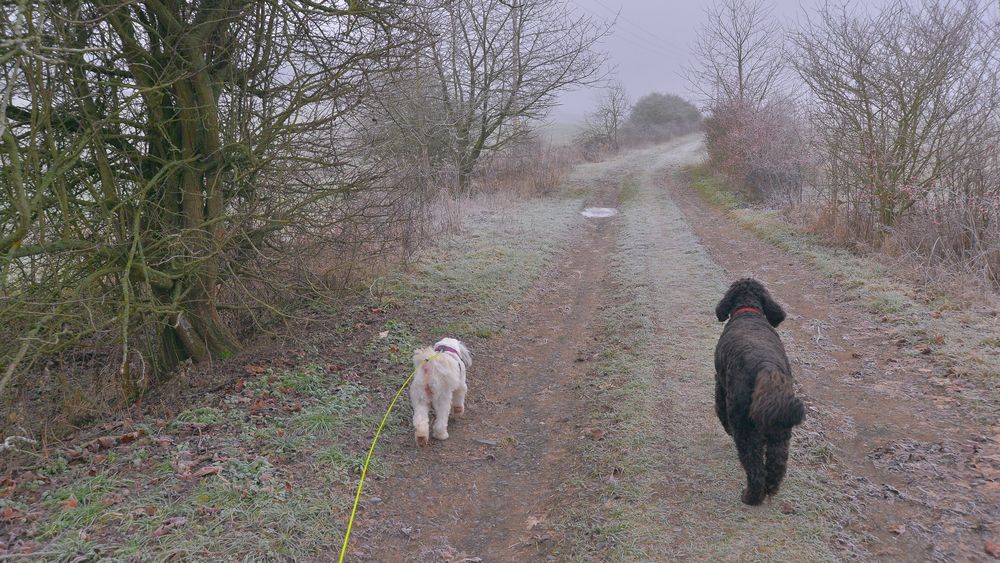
[623,93,702,145]
[704,100,815,205]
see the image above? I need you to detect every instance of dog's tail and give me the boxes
[750,369,805,431]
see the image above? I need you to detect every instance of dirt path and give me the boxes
[669,171,1000,561]
[356,137,998,561]
[358,146,663,561]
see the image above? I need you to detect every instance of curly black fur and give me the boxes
[714,278,805,505]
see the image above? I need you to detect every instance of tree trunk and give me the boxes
[457,157,476,193]
[157,295,240,376]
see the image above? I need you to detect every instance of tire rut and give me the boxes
[668,164,1000,561]
[359,155,631,562]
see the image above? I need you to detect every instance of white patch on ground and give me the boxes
[580,207,618,218]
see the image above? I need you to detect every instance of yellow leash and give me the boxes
[338,352,440,562]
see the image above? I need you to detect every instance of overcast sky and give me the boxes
[552,0,807,123]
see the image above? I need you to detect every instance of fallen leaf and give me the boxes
[190,465,222,479]
[100,421,123,432]
[172,451,195,476]
[890,523,906,535]
[986,541,1000,559]
[0,506,25,522]
[780,502,795,514]
[378,330,389,339]
[931,311,942,319]
[101,491,128,507]
[933,335,945,345]
[250,399,266,414]
[60,496,79,509]
[244,365,266,375]
[525,515,542,530]
[588,428,605,441]
[96,436,116,449]
[234,379,246,392]
[151,516,188,538]
[119,430,144,443]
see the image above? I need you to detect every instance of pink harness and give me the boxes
[434,344,464,365]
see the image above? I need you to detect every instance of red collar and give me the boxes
[733,307,761,316]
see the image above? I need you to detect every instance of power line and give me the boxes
[573,4,677,59]
[587,0,684,52]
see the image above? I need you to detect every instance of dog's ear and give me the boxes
[457,342,472,368]
[760,289,786,327]
[715,283,737,323]
[715,285,737,322]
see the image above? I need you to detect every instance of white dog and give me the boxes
[410,338,471,447]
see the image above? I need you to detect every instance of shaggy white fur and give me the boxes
[410,338,471,447]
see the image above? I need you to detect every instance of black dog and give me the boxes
[714,278,805,505]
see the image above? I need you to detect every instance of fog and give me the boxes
[552,0,818,124]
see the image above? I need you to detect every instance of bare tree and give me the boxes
[686,0,785,109]
[578,81,630,153]
[424,0,609,190]
[593,82,630,151]
[793,0,1000,230]
[0,0,419,395]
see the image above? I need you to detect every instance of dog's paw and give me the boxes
[451,405,464,417]
[432,429,449,441]
[415,434,430,447]
[741,488,766,506]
